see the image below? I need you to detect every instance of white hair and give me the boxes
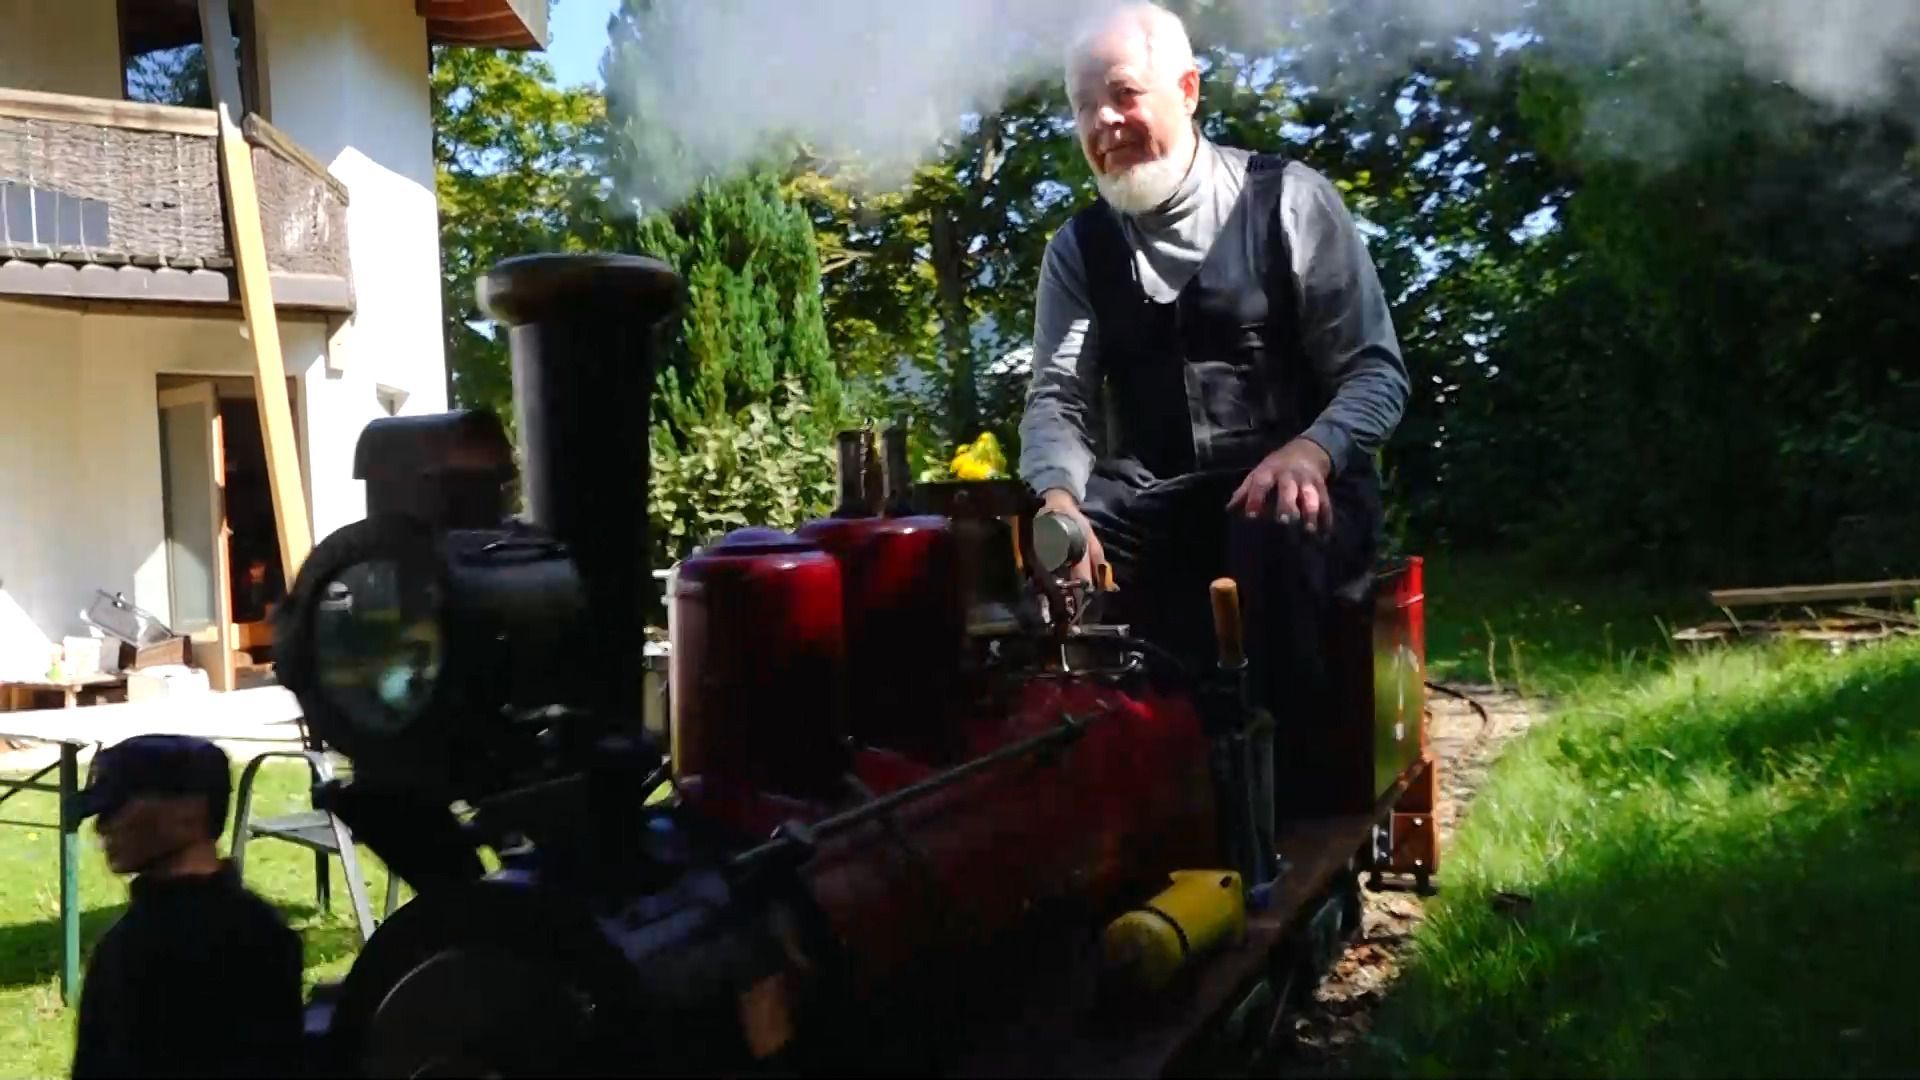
[1063,2,1198,104]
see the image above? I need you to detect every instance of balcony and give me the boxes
[0,88,352,312]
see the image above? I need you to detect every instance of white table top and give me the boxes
[0,686,304,749]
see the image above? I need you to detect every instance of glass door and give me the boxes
[157,382,235,691]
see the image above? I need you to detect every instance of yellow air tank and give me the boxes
[1102,870,1248,994]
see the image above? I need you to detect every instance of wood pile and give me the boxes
[1676,578,1920,649]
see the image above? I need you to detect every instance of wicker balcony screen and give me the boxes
[249,138,349,278]
[0,115,228,267]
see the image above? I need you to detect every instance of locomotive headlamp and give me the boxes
[310,551,443,738]
[276,504,592,800]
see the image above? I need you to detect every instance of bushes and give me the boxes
[648,377,838,569]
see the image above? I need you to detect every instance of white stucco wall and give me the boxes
[258,0,449,413]
[0,300,342,665]
[0,0,124,99]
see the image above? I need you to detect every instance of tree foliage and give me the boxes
[624,173,843,439]
[430,44,612,428]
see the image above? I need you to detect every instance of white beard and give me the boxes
[1095,146,1193,215]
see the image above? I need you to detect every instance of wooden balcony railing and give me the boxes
[0,88,351,310]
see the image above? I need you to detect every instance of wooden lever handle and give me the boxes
[1210,578,1245,668]
[1095,562,1116,592]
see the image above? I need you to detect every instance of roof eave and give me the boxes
[419,0,549,51]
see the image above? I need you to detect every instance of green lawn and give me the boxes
[0,758,403,1080]
[1419,550,1715,699]
[1361,625,1920,1078]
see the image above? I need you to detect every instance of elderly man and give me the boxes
[1020,3,1409,715]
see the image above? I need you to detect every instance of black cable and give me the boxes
[1426,680,1493,742]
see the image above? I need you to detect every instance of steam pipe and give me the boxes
[881,425,914,516]
[727,711,1098,873]
[831,430,868,518]
[475,253,683,727]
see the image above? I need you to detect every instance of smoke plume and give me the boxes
[611,0,1103,211]
[611,0,1920,210]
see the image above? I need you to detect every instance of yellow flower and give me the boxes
[949,432,1007,480]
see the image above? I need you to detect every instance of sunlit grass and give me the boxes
[0,759,402,1080]
[1361,636,1920,1078]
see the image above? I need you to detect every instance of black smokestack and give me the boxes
[476,253,683,724]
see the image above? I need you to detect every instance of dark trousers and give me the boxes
[1082,462,1383,722]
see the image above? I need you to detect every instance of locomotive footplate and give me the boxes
[941,810,1389,1078]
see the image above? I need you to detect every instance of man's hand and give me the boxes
[1228,438,1335,534]
[1041,488,1108,585]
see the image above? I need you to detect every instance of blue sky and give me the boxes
[545,0,622,88]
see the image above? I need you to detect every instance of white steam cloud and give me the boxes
[614,0,1102,209]
[613,0,1920,210]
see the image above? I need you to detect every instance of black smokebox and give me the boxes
[476,253,683,726]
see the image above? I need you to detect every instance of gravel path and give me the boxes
[1270,682,1542,1073]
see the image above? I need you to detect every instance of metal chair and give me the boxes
[230,733,400,943]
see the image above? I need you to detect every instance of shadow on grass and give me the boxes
[297,920,376,974]
[1419,550,1711,698]
[1356,639,1920,1079]
[0,896,338,993]
[0,904,127,992]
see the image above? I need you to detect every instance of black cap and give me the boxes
[75,735,233,832]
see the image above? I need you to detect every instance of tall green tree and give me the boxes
[430,44,612,426]
[623,172,843,438]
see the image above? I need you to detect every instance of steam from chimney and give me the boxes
[609,0,1920,211]
[610,0,1102,212]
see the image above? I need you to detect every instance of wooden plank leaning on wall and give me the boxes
[199,0,314,588]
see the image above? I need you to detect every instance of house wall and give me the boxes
[0,0,124,99]
[257,0,449,411]
[0,0,459,671]
[0,300,345,668]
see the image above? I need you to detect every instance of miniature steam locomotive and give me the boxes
[273,254,1437,1077]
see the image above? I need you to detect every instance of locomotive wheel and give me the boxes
[320,881,647,1078]
[363,944,594,1078]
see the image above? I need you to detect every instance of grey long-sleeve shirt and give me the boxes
[1018,139,1410,503]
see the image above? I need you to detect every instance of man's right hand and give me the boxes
[1041,488,1108,586]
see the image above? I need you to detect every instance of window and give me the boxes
[119,0,264,116]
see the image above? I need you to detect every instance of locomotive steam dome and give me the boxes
[668,527,851,803]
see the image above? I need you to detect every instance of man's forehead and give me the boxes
[1069,30,1156,90]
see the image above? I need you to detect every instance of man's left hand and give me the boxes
[1227,438,1334,534]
